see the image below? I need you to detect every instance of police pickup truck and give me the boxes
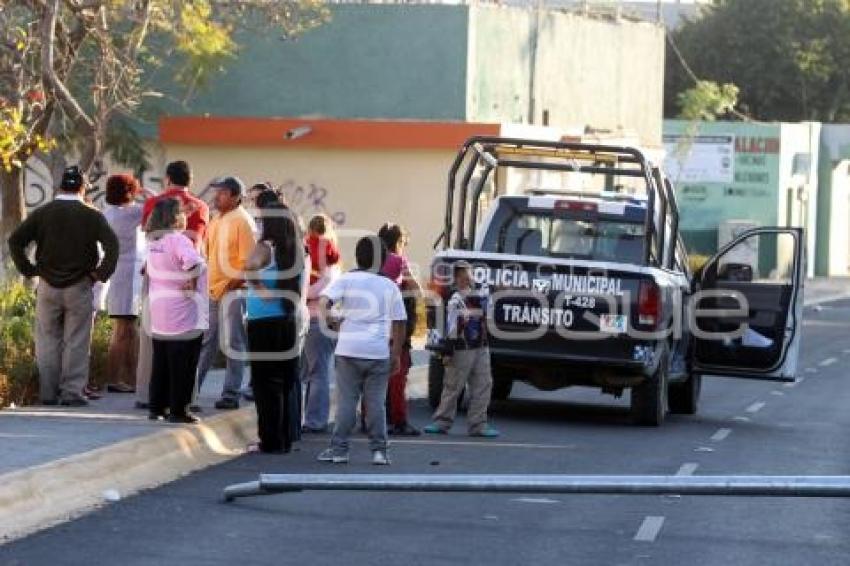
[426,137,804,426]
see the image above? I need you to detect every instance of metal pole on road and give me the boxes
[222,474,850,503]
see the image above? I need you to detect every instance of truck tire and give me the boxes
[668,372,701,415]
[491,364,514,402]
[428,356,445,409]
[630,349,668,426]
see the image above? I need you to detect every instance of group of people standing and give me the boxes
[8,158,495,464]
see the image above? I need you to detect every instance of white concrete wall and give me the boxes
[159,145,455,278]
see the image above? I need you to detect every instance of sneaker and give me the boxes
[469,426,500,438]
[372,450,391,466]
[423,423,448,435]
[390,422,421,437]
[168,414,200,425]
[317,448,349,464]
[214,397,239,410]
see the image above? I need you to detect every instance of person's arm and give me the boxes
[243,241,272,284]
[308,263,340,300]
[226,218,257,291]
[174,235,205,292]
[94,213,120,282]
[400,257,422,296]
[7,212,39,278]
[389,285,408,374]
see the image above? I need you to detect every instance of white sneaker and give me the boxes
[317,448,349,464]
[372,450,390,466]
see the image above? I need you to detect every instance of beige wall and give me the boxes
[160,145,456,279]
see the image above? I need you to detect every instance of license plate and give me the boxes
[599,314,627,334]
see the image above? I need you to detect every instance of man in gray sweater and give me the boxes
[8,165,119,406]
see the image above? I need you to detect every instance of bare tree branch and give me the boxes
[41,0,94,129]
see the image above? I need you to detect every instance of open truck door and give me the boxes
[691,227,804,382]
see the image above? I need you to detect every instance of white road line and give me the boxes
[771,390,785,396]
[820,357,838,367]
[634,516,665,542]
[711,428,732,442]
[732,416,751,422]
[806,368,819,374]
[746,401,766,414]
[676,463,699,476]
[843,349,850,354]
[694,446,715,453]
[512,497,560,505]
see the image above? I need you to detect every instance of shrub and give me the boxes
[0,280,113,409]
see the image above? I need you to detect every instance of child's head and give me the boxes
[454,262,473,290]
[308,214,335,239]
[355,236,387,274]
[378,223,407,254]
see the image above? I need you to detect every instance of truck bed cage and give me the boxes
[435,136,679,269]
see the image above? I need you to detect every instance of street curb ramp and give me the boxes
[0,407,257,543]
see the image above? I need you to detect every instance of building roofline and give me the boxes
[159,116,501,150]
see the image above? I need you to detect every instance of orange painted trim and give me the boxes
[159,116,501,150]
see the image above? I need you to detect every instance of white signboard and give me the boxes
[663,134,735,184]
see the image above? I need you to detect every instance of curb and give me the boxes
[803,292,850,307]
[0,406,257,543]
[0,366,429,544]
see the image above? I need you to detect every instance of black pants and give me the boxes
[247,317,299,452]
[150,333,203,417]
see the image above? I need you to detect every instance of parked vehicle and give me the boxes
[426,137,804,425]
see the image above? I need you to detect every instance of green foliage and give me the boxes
[0,280,113,409]
[666,0,850,122]
[677,81,739,122]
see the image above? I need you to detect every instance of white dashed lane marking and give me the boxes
[771,390,785,396]
[634,516,665,542]
[820,357,837,367]
[710,428,732,442]
[805,368,819,374]
[746,401,766,414]
[676,463,699,476]
[511,497,560,505]
[732,416,751,422]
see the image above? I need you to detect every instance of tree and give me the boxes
[0,0,328,252]
[665,0,850,123]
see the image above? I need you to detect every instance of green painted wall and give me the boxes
[664,120,782,256]
[155,5,470,122]
[467,6,665,144]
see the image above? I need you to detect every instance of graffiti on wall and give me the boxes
[197,178,346,226]
[24,156,161,211]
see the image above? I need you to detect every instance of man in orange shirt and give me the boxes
[195,176,257,410]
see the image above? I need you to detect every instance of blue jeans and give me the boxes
[300,318,334,429]
[196,296,248,400]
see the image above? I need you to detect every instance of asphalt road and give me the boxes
[2,300,850,565]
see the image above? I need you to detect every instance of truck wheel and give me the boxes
[630,349,668,426]
[491,377,513,402]
[428,356,445,409]
[668,372,701,415]
[490,364,514,402]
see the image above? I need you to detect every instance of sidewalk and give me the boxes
[0,366,427,543]
[804,276,850,306]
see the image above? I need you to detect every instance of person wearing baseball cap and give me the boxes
[195,176,258,410]
[8,164,119,406]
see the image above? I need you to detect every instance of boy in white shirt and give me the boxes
[317,236,407,465]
